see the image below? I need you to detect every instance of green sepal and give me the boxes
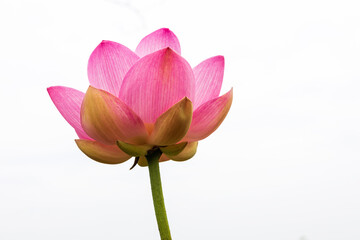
[138,156,148,167]
[116,141,152,157]
[160,142,188,156]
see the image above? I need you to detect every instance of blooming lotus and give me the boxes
[47,28,233,239]
[47,28,232,166]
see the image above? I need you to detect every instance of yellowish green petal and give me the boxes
[75,139,131,164]
[150,97,193,146]
[81,86,148,145]
[169,142,198,161]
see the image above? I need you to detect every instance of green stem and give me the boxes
[146,149,172,240]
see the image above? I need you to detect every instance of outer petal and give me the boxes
[149,97,193,145]
[47,86,91,140]
[75,139,131,164]
[119,48,195,123]
[81,86,148,145]
[168,142,198,161]
[193,56,225,109]
[184,89,233,142]
[135,28,181,57]
[88,40,139,96]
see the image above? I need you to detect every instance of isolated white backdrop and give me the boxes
[1,0,359,239]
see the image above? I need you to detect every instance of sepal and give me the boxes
[160,142,188,156]
[116,141,152,157]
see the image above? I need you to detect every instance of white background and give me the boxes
[1,0,359,239]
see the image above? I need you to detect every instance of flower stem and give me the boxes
[146,149,172,240]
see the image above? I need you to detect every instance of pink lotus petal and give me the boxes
[47,86,91,140]
[184,89,233,142]
[119,48,195,123]
[75,140,131,164]
[81,86,148,145]
[193,56,225,109]
[135,28,181,57]
[75,129,91,140]
[88,40,139,96]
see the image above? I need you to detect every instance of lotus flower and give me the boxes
[47,28,233,167]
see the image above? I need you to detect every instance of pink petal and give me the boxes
[75,140,131,164]
[193,56,225,109]
[81,86,149,145]
[75,129,91,140]
[119,48,195,123]
[88,40,139,96]
[47,86,91,140]
[184,89,233,142]
[135,28,181,57]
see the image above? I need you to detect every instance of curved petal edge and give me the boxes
[184,88,233,142]
[119,48,195,123]
[168,142,198,161]
[193,56,225,109]
[81,86,148,145]
[75,139,131,164]
[88,40,139,96]
[47,86,91,140]
[135,28,181,57]
[150,97,193,145]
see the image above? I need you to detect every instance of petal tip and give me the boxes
[218,55,225,65]
[98,40,115,46]
[88,85,95,91]
[136,28,181,57]
[46,87,53,95]
[184,89,233,142]
[161,46,176,54]
[47,86,58,95]
[183,96,192,103]
[214,55,225,62]
[176,96,193,113]
[156,27,174,35]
